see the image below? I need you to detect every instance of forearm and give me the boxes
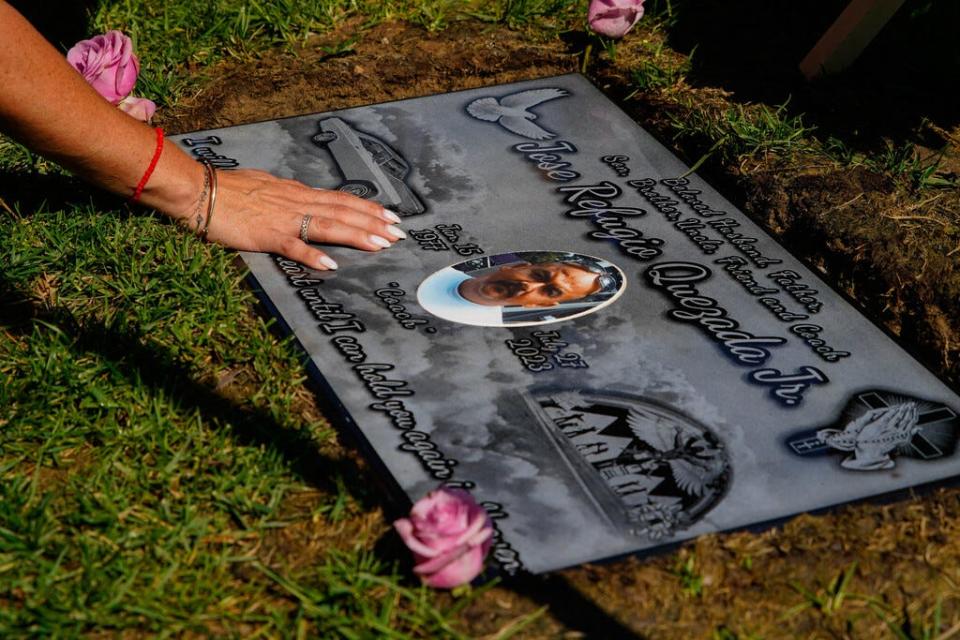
[0,1,200,217]
[0,1,404,270]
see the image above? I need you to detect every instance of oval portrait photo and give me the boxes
[416,251,626,328]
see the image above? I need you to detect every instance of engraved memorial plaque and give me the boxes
[171,74,960,573]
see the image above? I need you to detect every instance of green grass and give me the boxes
[629,50,691,92]
[825,136,959,190]
[91,0,584,103]
[870,596,954,640]
[90,0,370,102]
[667,99,818,174]
[671,552,703,599]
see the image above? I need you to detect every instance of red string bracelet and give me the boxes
[130,127,164,203]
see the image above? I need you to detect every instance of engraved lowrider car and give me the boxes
[311,117,426,216]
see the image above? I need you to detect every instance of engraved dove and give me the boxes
[465,88,569,140]
[626,409,725,497]
[816,402,921,471]
[626,408,677,453]
[666,455,727,498]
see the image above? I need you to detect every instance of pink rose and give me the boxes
[67,31,140,104]
[588,0,645,38]
[394,488,494,589]
[119,96,156,122]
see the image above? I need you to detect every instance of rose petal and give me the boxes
[413,542,469,576]
[67,31,140,104]
[588,0,644,38]
[118,96,155,122]
[411,488,465,519]
[466,524,494,549]
[420,546,487,589]
[452,507,493,548]
[394,517,441,559]
[410,489,472,542]
[114,55,140,102]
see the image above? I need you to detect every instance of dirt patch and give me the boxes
[16,442,100,490]
[162,20,577,133]
[158,19,960,638]
[740,163,960,376]
[256,490,387,571]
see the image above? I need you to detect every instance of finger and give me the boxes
[278,183,396,219]
[309,205,406,243]
[307,213,401,251]
[273,236,339,271]
[310,187,384,211]
[309,194,399,224]
[262,189,401,226]
[257,175,403,223]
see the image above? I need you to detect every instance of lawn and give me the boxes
[2,0,959,637]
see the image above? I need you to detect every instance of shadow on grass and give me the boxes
[0,272,382,507]
[0,171,122,218]
[658,0,960,149]
[374,529,647,639]
[9,0,98,51]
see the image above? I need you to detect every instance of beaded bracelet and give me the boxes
[130,127,164,203]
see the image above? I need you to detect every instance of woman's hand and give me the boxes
[199,168,405,270]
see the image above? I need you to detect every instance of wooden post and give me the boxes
[800,0,906,79]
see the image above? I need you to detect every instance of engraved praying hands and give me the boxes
[817,402,921,471]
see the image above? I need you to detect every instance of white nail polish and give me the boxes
[386,225,407,239]
[319,256,338,270]
[382,209,402,224]
[369,234,392,248]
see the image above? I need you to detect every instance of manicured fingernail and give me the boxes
[382,208,402,224]
[386,225,407,239]
[369,234,392,248]
[319,256,338,270]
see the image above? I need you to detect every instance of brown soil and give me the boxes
[161,20,960,639]
[164,20,576,132]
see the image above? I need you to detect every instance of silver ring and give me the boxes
[299,214,312,243]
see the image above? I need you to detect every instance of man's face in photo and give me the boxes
[459,261,602,307]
